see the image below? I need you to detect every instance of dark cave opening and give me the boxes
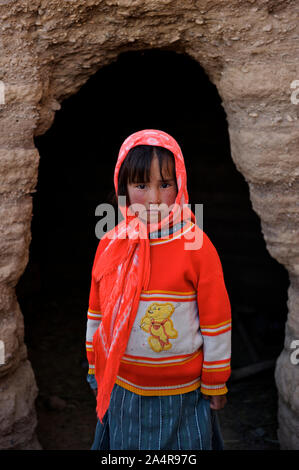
[16,48,289,449]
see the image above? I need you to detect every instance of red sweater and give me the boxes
[86,220,231,396]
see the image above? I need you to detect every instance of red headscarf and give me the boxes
[92,129,196,422]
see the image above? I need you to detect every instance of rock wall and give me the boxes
[0,0,298,449]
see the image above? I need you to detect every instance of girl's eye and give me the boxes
[135,183,171,189]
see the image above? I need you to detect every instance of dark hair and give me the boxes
[108,145,177,207]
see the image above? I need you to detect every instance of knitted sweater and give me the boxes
[86,220,231,396]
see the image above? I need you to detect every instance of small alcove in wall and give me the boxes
[16,48,289,449]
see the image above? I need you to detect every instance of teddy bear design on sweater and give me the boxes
[140,303,178,352]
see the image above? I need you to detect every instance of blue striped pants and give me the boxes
[91,384,224,450]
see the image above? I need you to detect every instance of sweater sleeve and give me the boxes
[85,238,107,375]
[196,232,232,396]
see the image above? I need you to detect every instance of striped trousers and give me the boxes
[91,384,224,450]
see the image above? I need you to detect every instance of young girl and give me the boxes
[85,129,231,450]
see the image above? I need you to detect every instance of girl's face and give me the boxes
[126,154,178,225]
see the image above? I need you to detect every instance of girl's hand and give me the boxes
[202,394,227,410]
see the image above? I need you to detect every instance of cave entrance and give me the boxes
[16,49,289,450]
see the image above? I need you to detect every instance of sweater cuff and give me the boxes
[86,372,98,390]
[200,383,228,396]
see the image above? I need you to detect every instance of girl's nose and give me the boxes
[148,188,161,205]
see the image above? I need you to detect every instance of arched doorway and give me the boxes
[16,49,289,450]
